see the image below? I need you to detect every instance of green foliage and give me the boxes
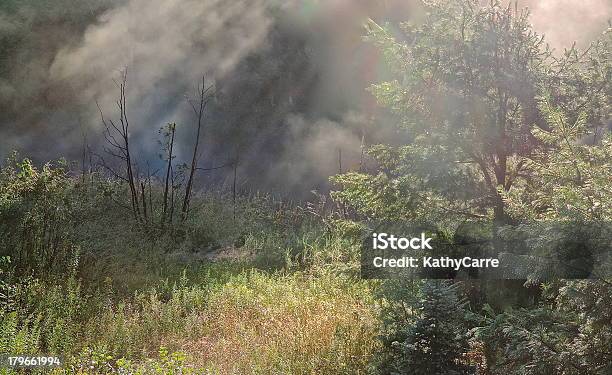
[504,99,611,222]
[335,2,611,374]
[0,272,88,356]
[0,154,79,276]
[474,91,611,374]
[544,28,611,136]
[333,0,610,239]
[67,346,198,374]
[469,94,610,366]
[358,0,557,224]
[495,99,611,280]
[0,311,42,355]
[341,1,607,228]
[475,280,611,374]
[377,280,471,375]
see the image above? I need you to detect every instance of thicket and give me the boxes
[332,0,610,373]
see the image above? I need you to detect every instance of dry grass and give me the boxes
[181,271,379,374]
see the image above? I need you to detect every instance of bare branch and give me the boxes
[182,75,215,219]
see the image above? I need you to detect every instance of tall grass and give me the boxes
[185,271,378,374]
[1,158,380,374]
[1,267,379,374]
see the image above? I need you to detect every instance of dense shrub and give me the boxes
[0,155,79,276]
[377,281,472,375]
[475,280,612,375]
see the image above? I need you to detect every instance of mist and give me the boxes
[1,0,609,197]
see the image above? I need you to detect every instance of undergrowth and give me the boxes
[0,156,378,374]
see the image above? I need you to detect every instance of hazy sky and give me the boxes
[521,0,611,50]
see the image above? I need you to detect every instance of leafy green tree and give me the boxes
[332,1,610,373]
[472,35,611,375]
[474,90,611,375]
[333,0,589,225]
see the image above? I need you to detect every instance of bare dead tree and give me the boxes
[146,161,153,220]
[95,69,141,221]
[80,123,88,185]
[161,123,176,224]
[140,181,148,224]
[169,165,184,226]
[170,177,175,224]
[359,124,367,172]
[182,76,215,221]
